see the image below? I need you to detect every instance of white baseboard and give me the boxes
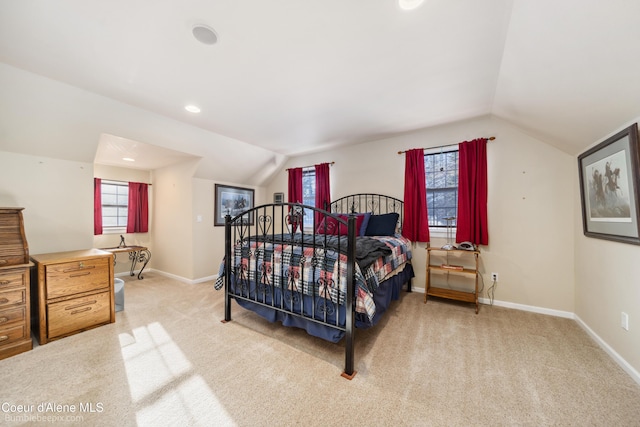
[415,287,639,385]
[477,297,575,319]
[574,315,640,386]
[413,287,573,318]
[148,268,217,285]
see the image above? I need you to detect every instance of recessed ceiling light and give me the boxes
[192,24,218,45]
[398,0,424,10]
[123,157,135,162]
[185,105,201,113]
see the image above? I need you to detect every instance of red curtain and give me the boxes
[126,182,149,233]
[402,149,430,242]
[287,168,303,204]
[314,163,331,225]
[456,138,488,245]
[94,178,102,235]
[287,168,303,231]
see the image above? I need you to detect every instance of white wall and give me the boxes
[267,115,576,313]
[574,118,640,379]
[0,151,94,254]
[152,159,199,279]
[192,178,223,281]
[192,177,266,281]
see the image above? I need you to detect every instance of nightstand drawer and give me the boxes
[47,291,111,339]
[45,258,110,299]
[0,322,28,345]
[0,287,25,308]
[0,306,26,327]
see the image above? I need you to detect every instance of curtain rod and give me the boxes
[98,178,152,186]
[397,136,495,155]
[286,161,335,171]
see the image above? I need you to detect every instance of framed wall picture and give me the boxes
[214,184,254,226]
[578,123,640,245]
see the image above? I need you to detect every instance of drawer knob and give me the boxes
[0,281,9,285]
[79,262,84,268]
[0,335,8,342]
[0,260,6,265]
[0,298,9,305]
[0,317,7,324]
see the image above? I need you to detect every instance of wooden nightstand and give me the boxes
[30,249,115,344]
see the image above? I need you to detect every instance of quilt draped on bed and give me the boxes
[215,234,412,323]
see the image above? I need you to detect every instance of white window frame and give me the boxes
[301,167,316,228]
[101,180,128,234]
[424,146,459,237]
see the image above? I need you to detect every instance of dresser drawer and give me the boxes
[45,257,110,299]
[0,246,29,267]
[0,287,25,308]
[47,291,111,339]
[0,322,28,346]
[0,270,27,290]
[0,210,29,266]
[0,306,26,327]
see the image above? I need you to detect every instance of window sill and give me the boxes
[429,227,456,239]
[103,227,127,235]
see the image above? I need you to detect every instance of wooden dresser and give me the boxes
[30,249,114,345]
[0,208,33,360]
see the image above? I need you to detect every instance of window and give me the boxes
[301,167,315,225]
[425,148,458,227]
[101,180,128,231]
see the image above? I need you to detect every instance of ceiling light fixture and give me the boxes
[185,105,201,113]
[123,157,135,162]
[192,24,218,45]
[398,0,424,10]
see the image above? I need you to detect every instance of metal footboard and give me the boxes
[223,203,357,377]
[222,194,404,379]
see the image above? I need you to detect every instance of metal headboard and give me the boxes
[329,193,404,230]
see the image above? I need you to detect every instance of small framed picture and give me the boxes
[578,123,640,245]
[214,184,254,226]
[273,192,284,203]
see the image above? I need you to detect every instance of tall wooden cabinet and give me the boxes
[30,249,115,345]
[0,208,33,360]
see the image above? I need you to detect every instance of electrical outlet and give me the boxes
[491,272,498,282]
[621,312,629,331]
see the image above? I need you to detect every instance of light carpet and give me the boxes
[1,272,639,426]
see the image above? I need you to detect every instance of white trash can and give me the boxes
[114,278,125,312]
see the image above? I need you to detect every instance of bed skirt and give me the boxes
[234,263,414,343]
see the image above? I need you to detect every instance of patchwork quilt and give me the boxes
[216,234,412,322]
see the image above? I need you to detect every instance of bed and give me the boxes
[215,193,414,378]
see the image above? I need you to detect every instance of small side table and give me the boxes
[100,246,151,280]
[425,246,480,313]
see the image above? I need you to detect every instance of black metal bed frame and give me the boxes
[222,193,405,379]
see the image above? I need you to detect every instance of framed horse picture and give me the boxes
[578,123,640,245]
[214,184,255,226]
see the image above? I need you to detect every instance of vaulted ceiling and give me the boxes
[1,1,639,175]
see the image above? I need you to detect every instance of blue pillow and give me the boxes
[359,213,371,236]
[365,213,399,236]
